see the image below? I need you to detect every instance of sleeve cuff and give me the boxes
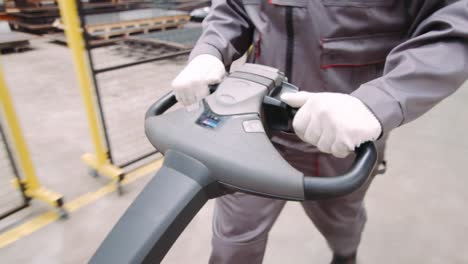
[189,43,224,64]
[351,83,404,136]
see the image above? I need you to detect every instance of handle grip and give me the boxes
[283,104,378,200]
[288,106,298,119]
[145,91,177,119]
[145,85,218,119]
[146,91,378,200]
[303,141,377,200]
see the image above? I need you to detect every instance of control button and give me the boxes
[196,113,221,129]
[242,120,265,133]
[218,94,237,104]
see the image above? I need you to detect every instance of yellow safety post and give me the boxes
[0,62,67,218]
[57,0,123,188]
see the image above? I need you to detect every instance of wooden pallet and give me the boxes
[9,19,55,31]
[14,0,150,11]
[46,32,118,47]
[124,27,202,50]
[85,14,190,40]
[124,36,189,50]
[175,0,210,11]
[0,39,30,53]
[0,27,33,53]
[8,1,152,34]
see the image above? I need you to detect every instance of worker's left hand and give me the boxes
[281,92,382,158]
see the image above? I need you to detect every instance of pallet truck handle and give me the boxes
[145,91,177,118]
[302,142,377,199]
[146,91,378,200]
[145,84,218,119]
[284,106,378,200]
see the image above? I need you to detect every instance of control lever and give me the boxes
[263,96,297,133]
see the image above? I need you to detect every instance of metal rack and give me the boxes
[58,0,195,192]
[0,122,29,220]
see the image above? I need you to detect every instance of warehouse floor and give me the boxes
[1,38,468,264]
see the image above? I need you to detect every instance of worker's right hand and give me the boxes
[172,54,226,109]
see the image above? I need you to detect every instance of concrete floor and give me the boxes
[1,38,468,264]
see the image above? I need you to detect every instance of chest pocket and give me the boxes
[321,32,403,68]
[322,0,393,7]
[320,0,402,38]
[319,32,403,93]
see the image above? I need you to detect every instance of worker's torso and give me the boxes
[241,0,415,151]
[243,0,411,94]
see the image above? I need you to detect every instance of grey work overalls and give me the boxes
[188,0,468,262]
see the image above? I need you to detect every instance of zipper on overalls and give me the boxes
[285,6,294,82]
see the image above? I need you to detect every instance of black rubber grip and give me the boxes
[145,86,219,119]
[288,107,378,200]
[145,91,177,119]
[288,106,298,119]
[303,142,377,200]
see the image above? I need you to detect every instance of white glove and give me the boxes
[281,92,382,158]
[172,54,226,109]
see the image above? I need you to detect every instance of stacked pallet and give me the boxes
[153,0,211,12]
[125,26,202,49]
[84,8,190,40]
[8,0,152,33]
[0,21,33,52]
[47,7,190,46]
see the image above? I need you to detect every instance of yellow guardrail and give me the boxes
[0,60,66,218]
[57,0,123,190]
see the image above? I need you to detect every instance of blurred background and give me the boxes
[0,0,467,263]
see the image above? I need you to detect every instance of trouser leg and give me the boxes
[283,147,380,256]
[209,140,384,262]
[301,170,372,256]
[209,192,286,264]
